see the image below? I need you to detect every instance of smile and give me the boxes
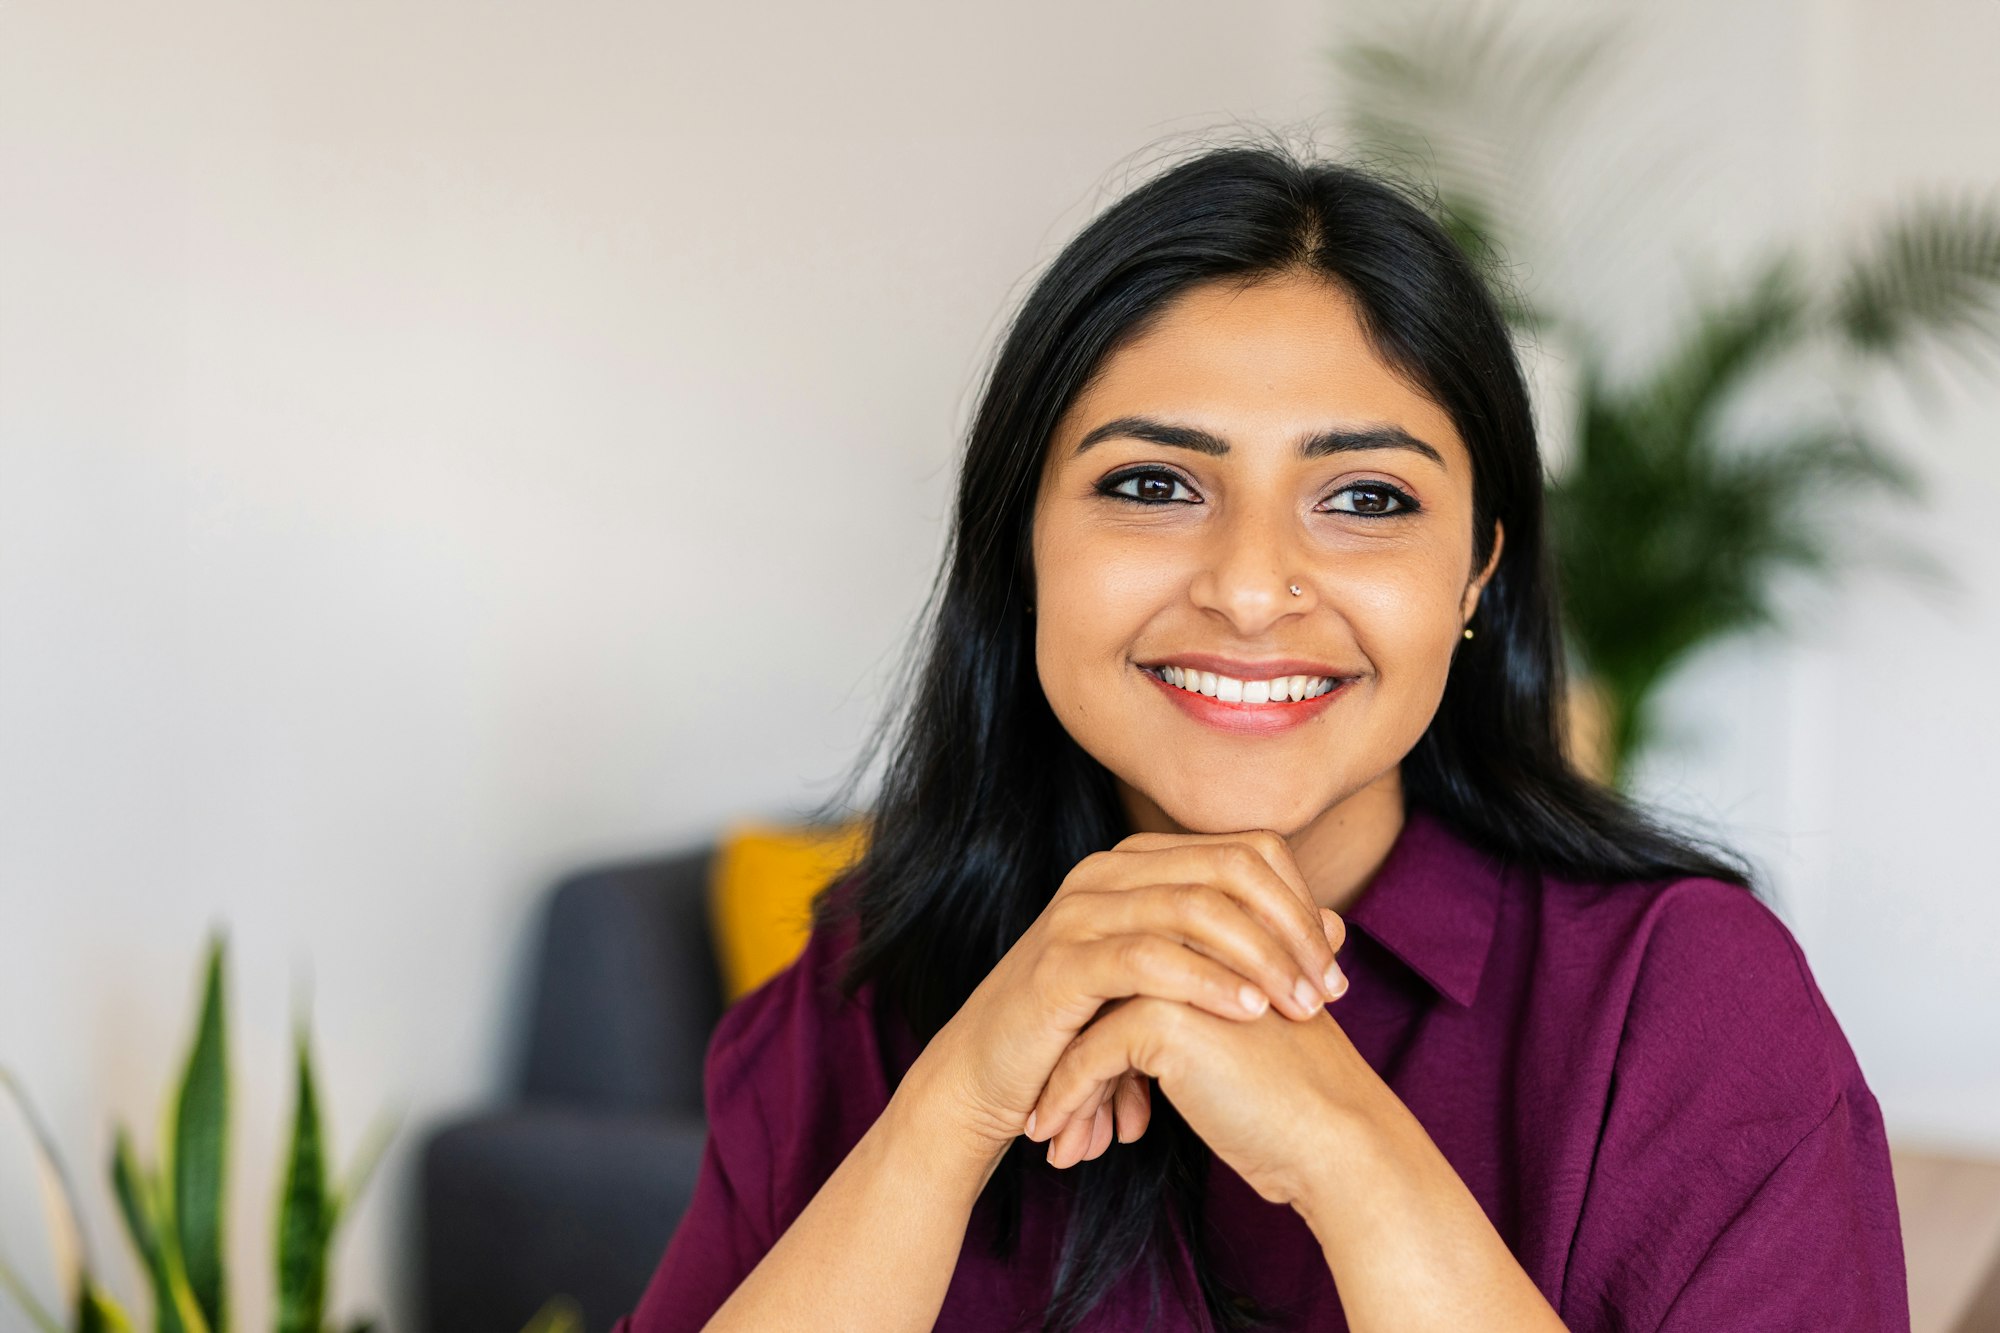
[1138,663,1355,734]
[1147,663,1340,703]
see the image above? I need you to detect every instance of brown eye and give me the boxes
[1323,482,1418,517]
[1100,468,1199,505]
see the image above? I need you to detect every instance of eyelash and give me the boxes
[1095,466,1421,518]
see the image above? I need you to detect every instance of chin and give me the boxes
[1150,787,1329,837]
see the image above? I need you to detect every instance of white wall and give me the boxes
[0,2,1334,1327]
[3,2,1996,1330]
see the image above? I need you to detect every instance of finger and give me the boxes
[1047,1090,1101,1168]
[1033,999,1176,1139]
[1320,909,1350,999]
[1067,1086,1117,1166]
[1113,1070,1151,1143]
[1083,1098,1116,1161]
[1073,931,1284,1025]
[1224,830,1346,998]
[1070,882,1328,1020]
[1103,838,1340,1002]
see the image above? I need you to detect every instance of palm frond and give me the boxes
[1334,2,1618,286]
[1620,253,1814,454]
[1549,402,1910,767]
[1834,188,2000,381]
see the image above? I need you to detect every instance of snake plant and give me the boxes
[0,933,580,1333]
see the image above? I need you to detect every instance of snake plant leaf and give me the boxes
[110,1127,177,1333]
[1834,189,2000,382]
[0,1065,95,1305]
[110,1133,211,1333]
[75,1276,136,1333]
[170,931,230,1333]
[0,1248,65,1333]
[274,1019,330,1333]
[332,1104,402,1229]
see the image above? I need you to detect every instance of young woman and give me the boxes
[615,141,1907,1332]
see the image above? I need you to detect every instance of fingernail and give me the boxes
[1237,984,1269,1016]
[1292,977,1320,1015]
[1027,1109,1037,1138]
[1323,960,1348,1000]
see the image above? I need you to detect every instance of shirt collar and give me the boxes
[1344,802,1507,1008]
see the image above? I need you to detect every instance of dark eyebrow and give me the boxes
[1072,415,1446,470]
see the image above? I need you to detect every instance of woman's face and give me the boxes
[1030,270,1502,838]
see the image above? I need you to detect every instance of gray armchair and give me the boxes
[419,844,727,1333]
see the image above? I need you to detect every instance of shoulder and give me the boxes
[1536,868,1866,1150]
[1547,875,1906,1327]
[705,898,878,1105]
[1629,877,1855,1108]
[700,892,896,1229]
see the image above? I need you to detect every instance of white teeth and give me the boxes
[1150,665,1340,703]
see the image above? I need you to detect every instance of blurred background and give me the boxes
[3,1,1998,1331]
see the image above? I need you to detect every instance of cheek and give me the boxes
[1037,527,1179,640]
[1341,564,1463,695]
[1033,531,1181,723]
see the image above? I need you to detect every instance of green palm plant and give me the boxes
[1331,4,2000,786]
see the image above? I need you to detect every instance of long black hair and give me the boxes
[804,135,1756,1332]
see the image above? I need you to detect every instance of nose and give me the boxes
[1186,505,1313,634]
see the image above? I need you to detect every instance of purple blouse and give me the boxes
[614,804,1908,1331]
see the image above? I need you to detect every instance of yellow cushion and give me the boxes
[707,819,869,1003]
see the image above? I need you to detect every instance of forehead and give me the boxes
[1051,272,1467,473]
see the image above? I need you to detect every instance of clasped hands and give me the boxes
[942,828,1375,1217]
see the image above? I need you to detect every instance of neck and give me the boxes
[1287,771,1407,915]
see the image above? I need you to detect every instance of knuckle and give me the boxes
[1114,932,1163,977]
[1165,879,1210,921]
[1043,890,1085,933]
[1028,938,1072,998]
[1069,849,1114,882]
[1243,828,1288,858]
[1210,841,1259,880]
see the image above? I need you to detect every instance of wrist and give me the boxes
[884,1039,1015,1199]
[1289,1090,1409,1238]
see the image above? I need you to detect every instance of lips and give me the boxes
[1139,653,1358,681]
[1139,661,1356,735]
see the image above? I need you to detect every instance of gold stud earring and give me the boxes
[1463,625,1475,640]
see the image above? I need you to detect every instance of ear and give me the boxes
[1463,519,1505,621]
